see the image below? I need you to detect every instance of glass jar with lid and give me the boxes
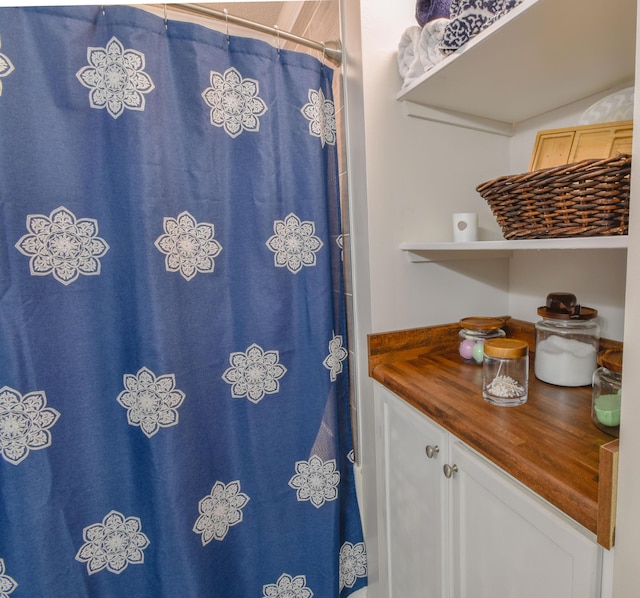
[482,338,529,406]
[458,317,506,365]
[592,349,622,437]
[534,292,599,387]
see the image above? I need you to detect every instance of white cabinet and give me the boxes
[377,382,450,597]
[450,440,601,598]
[375,384,603,598]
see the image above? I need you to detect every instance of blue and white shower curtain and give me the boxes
[0,6,366,597]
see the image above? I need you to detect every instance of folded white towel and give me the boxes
[418,18,448,71]
[397,20,449,89]
[397,26,423,84]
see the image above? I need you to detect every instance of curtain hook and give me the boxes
[163,3,168,30]
[224,9,230,45]
[101,5,105,16]
[321,42,327,68]
[274,25,281,55]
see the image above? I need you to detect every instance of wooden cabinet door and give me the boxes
[449,441,602,598]
[377,386,450,598]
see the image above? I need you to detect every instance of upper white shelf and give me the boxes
[397,0,636,132]
[401,236,628,262]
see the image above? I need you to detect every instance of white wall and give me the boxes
[359,0,511,334]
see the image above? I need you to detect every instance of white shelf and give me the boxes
[397,0,636,133]
[401,236,628,262]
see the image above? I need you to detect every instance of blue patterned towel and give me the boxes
[440,0,523,54]
[416,0,453,26]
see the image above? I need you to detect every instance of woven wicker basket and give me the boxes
[476,154,631,240]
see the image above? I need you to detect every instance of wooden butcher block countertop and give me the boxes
[368,318,620,549]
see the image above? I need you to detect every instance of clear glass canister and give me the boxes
[534,293,599,387]
[592,350,622,437]
[458,317,506,365]
[482,338,529,407]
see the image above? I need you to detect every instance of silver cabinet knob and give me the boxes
[443,463,459,478]
[425,445,440,459]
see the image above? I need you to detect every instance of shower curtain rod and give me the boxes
[168,3,342,66]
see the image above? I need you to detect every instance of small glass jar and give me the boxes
[458,317,506,365]
[592,350,622,437]
[482,338,529,406]
[534,293,599,387]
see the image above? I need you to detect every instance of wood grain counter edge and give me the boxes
[598,439,619,549]
[368,318,620,549]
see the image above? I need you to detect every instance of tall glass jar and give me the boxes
[458,317,506,365]
[482,339,529,406]
[592,350,622,437]
[534,293,599,387]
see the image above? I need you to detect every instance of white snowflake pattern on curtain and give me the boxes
[0,36,15,96]
[288,455,339,508]
[193,480,250,545]
[0,386,60,465]
[201,66,267,138]
[116,367,186,438]
[262,573,313,598]
[76,36,155,119]
[75,510,150,575]
[0,558,17,597]
[301,88,336,147]
[221,343,287,403]
[339,541,367,591]
[15,206,110,285]
[323,332,348,381]
[154,211,222,281]
[266,213,323,274]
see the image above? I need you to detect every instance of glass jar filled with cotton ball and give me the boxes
[458,317,506,365]
[482,338,529,407]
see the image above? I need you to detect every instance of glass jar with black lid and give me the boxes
[534,292,599,387]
